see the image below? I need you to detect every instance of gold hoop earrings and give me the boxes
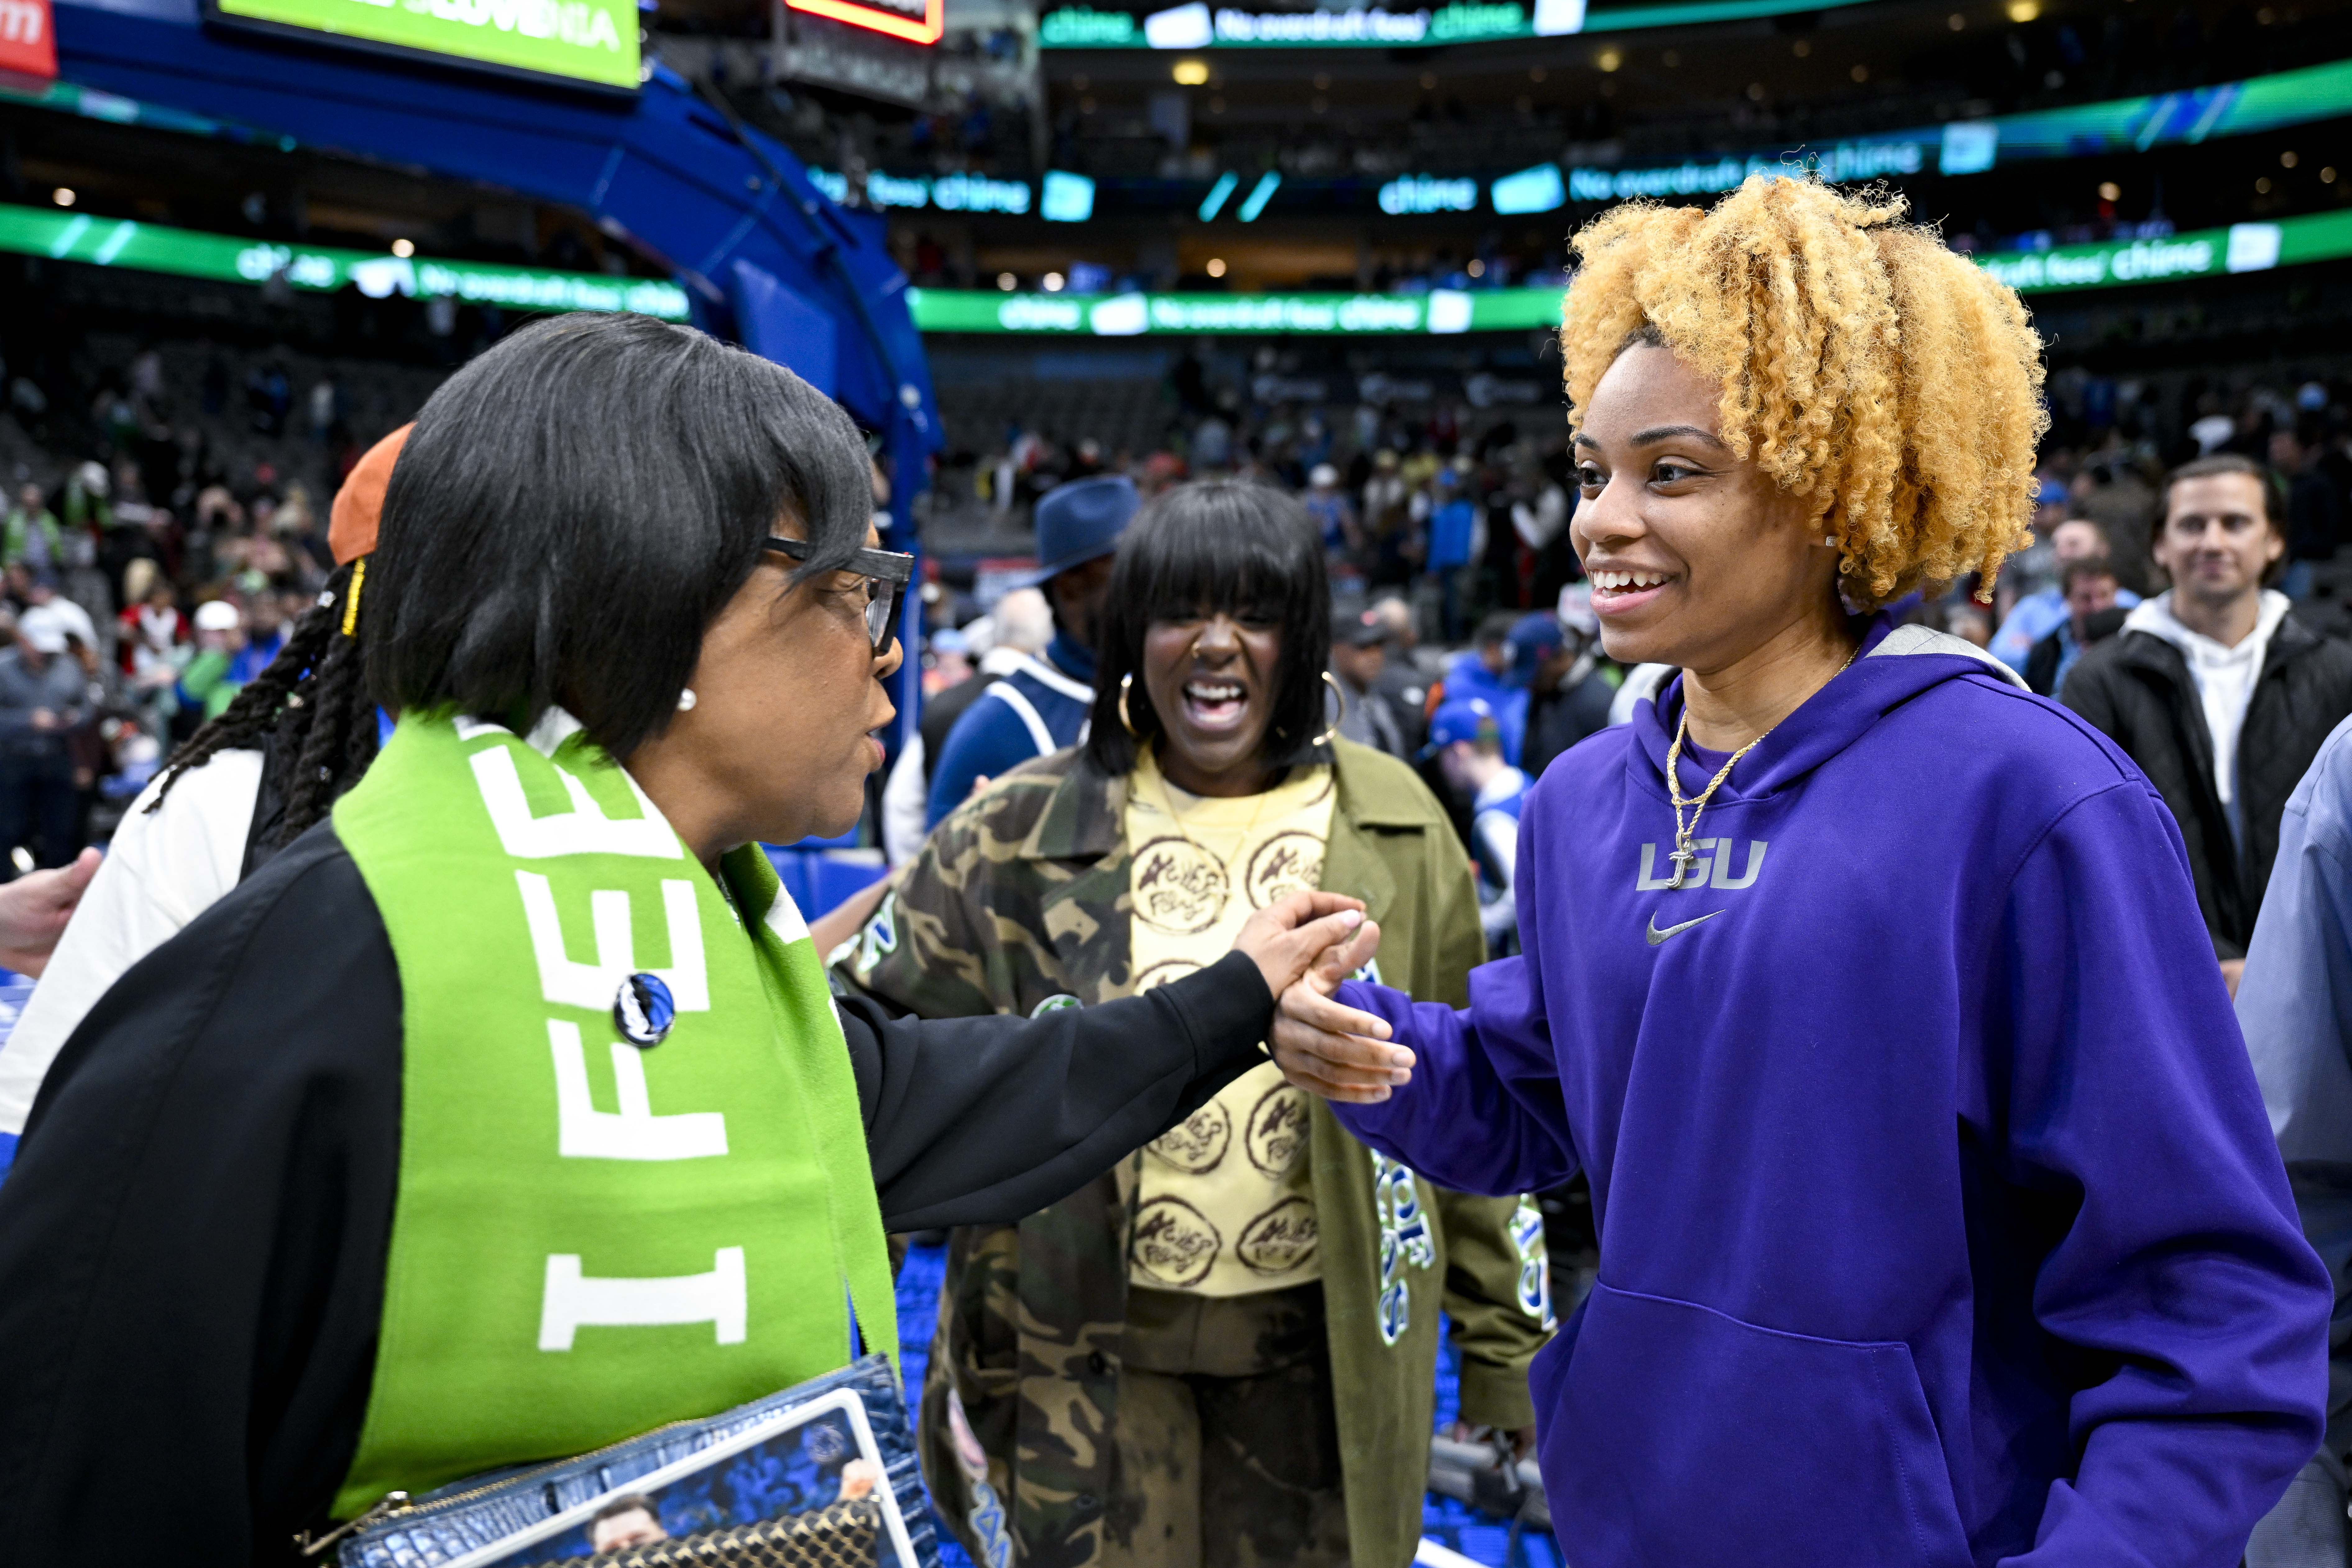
[1315,670,1347,749]
[1119,672,1142,738]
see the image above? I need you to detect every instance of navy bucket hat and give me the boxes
[1009,474,1139,589]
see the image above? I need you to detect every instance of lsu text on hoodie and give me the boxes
[1335,614,2330,1568]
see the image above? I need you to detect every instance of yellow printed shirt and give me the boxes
[1124,749,1334,1296]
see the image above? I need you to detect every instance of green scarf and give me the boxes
[329,712,895,1518]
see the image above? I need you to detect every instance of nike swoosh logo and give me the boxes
[1646,909,1725,946]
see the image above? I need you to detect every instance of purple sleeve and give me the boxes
[1331,954,1577,1197]
[1996,780,2329,1565]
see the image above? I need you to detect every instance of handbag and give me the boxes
[321,1355,940,1568]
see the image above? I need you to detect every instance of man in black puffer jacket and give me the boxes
[2064,454,2352,988]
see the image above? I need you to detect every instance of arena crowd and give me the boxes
[0,175,2349,1568]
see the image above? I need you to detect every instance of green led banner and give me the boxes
[1987,56,2352,162]
[912,210,2352,334]
[205,0,640,90]
[1571,57,2352,205]
[0,79,251,140]
[907,286,1569,334]
[1038,0,1880,46]
[0,199,2339,339]
[0,202,691,319]
[1976,211,2352,295]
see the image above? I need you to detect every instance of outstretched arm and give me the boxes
[1271,921,1576,1198]
[849,892,1368,1231]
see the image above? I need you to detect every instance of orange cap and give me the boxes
[328,424,412,567]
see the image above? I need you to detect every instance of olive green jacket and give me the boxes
[838,738,1550,1568]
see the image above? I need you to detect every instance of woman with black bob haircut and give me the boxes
[0,316,1368,1565]
[841,479,1548,1568]
[1083,478,1334,782]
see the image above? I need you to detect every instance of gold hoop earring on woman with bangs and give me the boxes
[1315,670,1347,749]
[1119,672,1142,738]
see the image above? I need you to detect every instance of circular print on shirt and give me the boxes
[1132,958,1204,993]
[1237,1196,1319,1276]
[1246,1083,1313,1178]
[1149,1098,1232,1174]
[1245,831,1325,910]
[1132,1195,1224,1287]
[1131,835,1230,934]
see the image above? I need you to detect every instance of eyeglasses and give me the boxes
[765,536,915,654]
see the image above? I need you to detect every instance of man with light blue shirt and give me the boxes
[1989,516,2139,672]
[2236,714,2352,1568]
[926,475,1135,828]
[1427,697,1529,956]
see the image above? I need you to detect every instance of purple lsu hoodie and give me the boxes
[1336,615,2329,1568]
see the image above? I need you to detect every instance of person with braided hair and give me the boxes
[0,314,1374,1565]
[0,425,407,1161]
[1268,176,2330,1567]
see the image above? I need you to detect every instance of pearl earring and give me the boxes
[677,688,697,712]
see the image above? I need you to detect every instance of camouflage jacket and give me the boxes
[838,739,1552,1568]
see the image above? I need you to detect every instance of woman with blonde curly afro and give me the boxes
[1269,175,2330,1567]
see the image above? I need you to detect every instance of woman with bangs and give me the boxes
[841,479,1551,1568]
[1269,177,2331,1566]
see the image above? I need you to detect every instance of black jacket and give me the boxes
[2061,611,2352,958]
[0,822,1275,1566]
[1523,663,1619,780]
[2023,606,2129,699]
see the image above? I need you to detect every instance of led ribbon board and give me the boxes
[785,0,943,45]
[204,0,640,90]
[1569,56,2352,201]
[910,211,2352,335]
[6,204,2342,330]
[762,57,2352,225]
[1040,0,1882,47]
[1975,211,2352,294]
[0,201,691,319]
[910,287,1563,333]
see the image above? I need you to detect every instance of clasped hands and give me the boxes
[1231,892,1417,1105]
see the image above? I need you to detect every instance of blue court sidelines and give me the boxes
[893,1241,1564,1568]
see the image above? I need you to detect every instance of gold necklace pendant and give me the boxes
[1662,643,1859,888]
[1664,720,1757,889]
[1146,756,1278,872]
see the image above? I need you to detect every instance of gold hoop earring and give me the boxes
[1119,672,1142,738]
[1315,670,1347,749]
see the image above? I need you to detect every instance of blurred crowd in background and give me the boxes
[0,338,402,874]
[2,320,2350,906]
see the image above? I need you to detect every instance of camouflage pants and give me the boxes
[1101,1284,1350,1568]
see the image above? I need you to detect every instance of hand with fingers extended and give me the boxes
[1231,889,1374,1001]
[1269,916,1418,1103]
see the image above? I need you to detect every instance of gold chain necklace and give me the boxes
[1662,645,1858,890]
[1140,749,1282,870]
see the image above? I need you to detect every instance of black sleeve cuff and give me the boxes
[1154,950,1276,1081]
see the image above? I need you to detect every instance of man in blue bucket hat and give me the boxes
[927,475,1138,828]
